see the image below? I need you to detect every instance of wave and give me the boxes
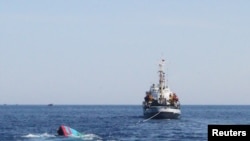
[22,132,102,140]
[22,132,56,138]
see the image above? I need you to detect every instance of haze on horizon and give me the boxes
[1,1,249,105]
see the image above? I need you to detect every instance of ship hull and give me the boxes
[143,106,181,119]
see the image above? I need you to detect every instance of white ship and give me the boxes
[142,59,181,119]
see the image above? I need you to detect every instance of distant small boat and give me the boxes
[48,104,53,106]
[57,125,83,137]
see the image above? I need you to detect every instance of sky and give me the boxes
[0,0,250,105]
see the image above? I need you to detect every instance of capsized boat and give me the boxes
[142,59,181,119]
[57,125,83,137]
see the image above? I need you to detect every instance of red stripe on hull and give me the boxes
[61,125,70,136]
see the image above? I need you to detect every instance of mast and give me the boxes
[158,59,166,95]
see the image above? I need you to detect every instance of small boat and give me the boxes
[48,104,53,106]
[142,59,181,119]
[57,125,83,137]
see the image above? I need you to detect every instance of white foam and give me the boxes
[22,132,102,140]
[81,133,102,140]
[22,132,56,138]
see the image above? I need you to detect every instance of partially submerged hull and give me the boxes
[143,106,181,119]
[57,125,83,137]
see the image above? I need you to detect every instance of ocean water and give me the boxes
[0,105,250,141]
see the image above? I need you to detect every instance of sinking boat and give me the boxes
[142,59,181,119]
[57,125,83,137]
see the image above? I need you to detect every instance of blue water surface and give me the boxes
[0,105,250,141]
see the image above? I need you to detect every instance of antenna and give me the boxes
[166,59,168,88]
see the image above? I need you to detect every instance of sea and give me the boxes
[0,105,250,141]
